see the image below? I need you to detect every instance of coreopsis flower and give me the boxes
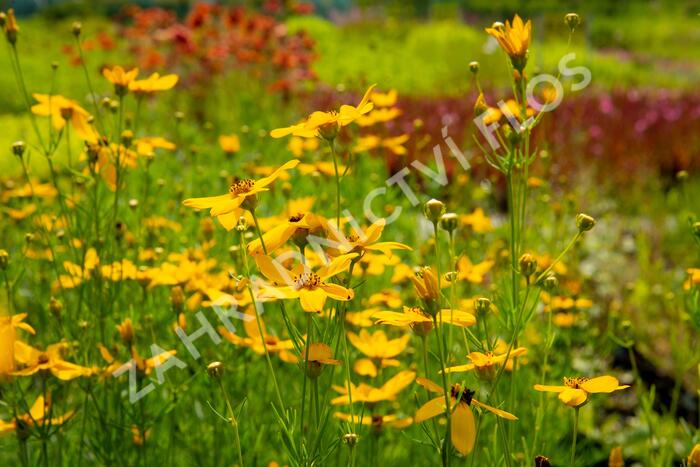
[326,218,412,257]
[270,85,376,140]
[684,268,700,290]
[356,107,402,127]
[0,395,74,435]
[373,306,476,336]
[31,94,98,142]
[183,159,299,230]
[370,89,398,107]
[354,134,408,156]
[128,72,178,94]
[689,444,700,467]
[460,208,493,233]
[331,370,415,405]
[3,8,19,44]
[415,378,517,456]
[457,256,494,284]
[334,413,412,433]
[367,289,403,309]
[134,136,176,156]
[13,341,94,380]
[255,253,356,313]
[411,267,441,314]
[485,15,532,70]
[218,134,240,154]
[0,314,35,377]
[218,308,296,363]
[443,347,527,380]
[303,343,341,378]
[103,65,139,95]
[347,329,410,375]
[247,212,324,255]
[534,376,630,407]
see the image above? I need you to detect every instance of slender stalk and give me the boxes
[328,139,341,228]
[569,407,580,467]
[216,378,244,467]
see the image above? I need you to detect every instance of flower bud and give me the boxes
[49,297,63,319]
[534,455,552,467]
[424,199,445,223]
[469,61,480,74]
[207,361,224,379]
[318,122,338,141]
[576,213,596,233]
[542,273,558,292]
[564,13,580,31]
[688,444,700,467]
[4,9,19,45]
[342,433,359,447]
[128,199,139,210]
[236,216,249,232]
[0,249,8,270]
[475,297,491,317]
[72,21,82,37]
[116,318,134,343]
[0,12,6,28]
[121,130,134,147]
[440,213,459,234]
[12,141,26,158]
[518,253,537,278]
[171,286,185,314]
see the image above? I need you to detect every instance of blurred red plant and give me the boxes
[115,3,317,103]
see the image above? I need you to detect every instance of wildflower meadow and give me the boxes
[0,1,699,466]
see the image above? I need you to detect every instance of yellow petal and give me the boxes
[451,403,476,455]
[580,376,621,394]
[415,396,445,423]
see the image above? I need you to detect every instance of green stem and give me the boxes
[217,379,244,467]
[328,139,341,228]
[569,407,579,467]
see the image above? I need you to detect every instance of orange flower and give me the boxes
[31,94,98,142]
[485,15,532,69]
[103,66,139,95]
[128,72,178,94]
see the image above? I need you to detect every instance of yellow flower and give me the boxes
[443,347,527,380]
[534,375,630,407]
[457,256,494,284]
[218,309,297,363]
[103,65,139,95]
[271,85,376,139]
[218,134,240,154]
[347,329,410,361]
[134,136,176,156]
[3,9,19,44]
[183,159,299,230]
[415,378,517,456]
[247,212,324,255]
[128,72,178,94]
[0,395,74,436]
[370,89,398,107]
[689,444,700,467]
[331,370,415,405]
[411,267,441,314]
[31,94,98,142]
[334,412,412,433]
[0,314,36,377]
[354,134,409,155]
[372,306,476,336]
[287,135,319,157]
[460,208,493,233]
[327,218,412,257]
[485,15,532,69]
[367,289,403,309]
[303,343,341,378]
[13,341,94,380]
[356,107,402,127]
[255,254,356,313]
[116,318,134,343]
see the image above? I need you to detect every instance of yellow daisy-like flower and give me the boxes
[534,375,630,407]
[31,94,98,142]
[442,347,527,381]
[485,15,532,69]
[326,218,412,257]
[270,85,376,140]
[128,72,178,95]
[255,253,356,313]
[0,313,36,377]
[183,159,299,230]
[372,306,476,336]
[218,134,241,154]
[247,212,324,255]
[415,378,517,456]
[218,309,297,364]
[102,65,139,95]
[347,329,410,361]
[331,370,415,405]
[13,341,94,381]
[0,395,74,436]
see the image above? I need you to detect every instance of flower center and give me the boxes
[38,353,50,364]
[450,384,475,405]
[563,376,589,389]
[371,414,383,428]
[294,272,322,290]
[229,179,255,196]
[289,213,305,223]
[347,233,360,243]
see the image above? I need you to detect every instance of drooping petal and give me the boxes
[416,377,444,394]
[299,288,327,312]
[472,399,518,420]
[533,384,567,393]
[558,388,588,407]
[451,403,476,456]
[415,396,445,423]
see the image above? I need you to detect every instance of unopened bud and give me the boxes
[121,130,134,147]
[424,199,445,223]
[342,433,359,446]
[171,286,185,314]
[440,212,459,233]
[534,455,552,467]
[0,249,8,270]
[542,273,558,292]
[475,297,491,316]
[207,361,224,379]
[12,141,26,158]
[564,13,580,31]
[4,9,19,45]
[576,213,596,233]
[72,21,82,37]
[519,253,537,277]
[236,216,249,232]
[49,297,63,319]
[469,61,480,74]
